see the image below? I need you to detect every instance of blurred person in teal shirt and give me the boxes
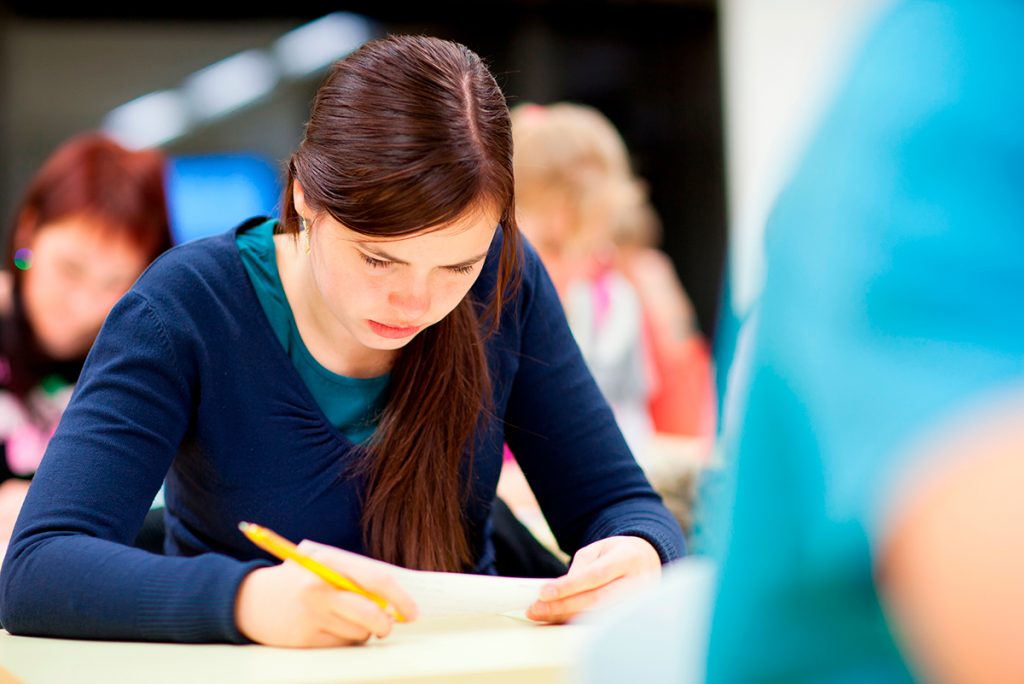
[576,1,1024,682]
[704,0,1024,681]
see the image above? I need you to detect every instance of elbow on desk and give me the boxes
[0,539,59,638]
[0,549,31,636]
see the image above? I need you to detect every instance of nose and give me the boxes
[387,277,430,321]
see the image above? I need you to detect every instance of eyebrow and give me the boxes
[356,242,489,270]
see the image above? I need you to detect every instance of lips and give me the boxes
[368,320,422,339]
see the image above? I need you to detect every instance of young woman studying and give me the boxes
[0,34,684,648]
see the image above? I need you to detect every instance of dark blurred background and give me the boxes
[0,0,726,340]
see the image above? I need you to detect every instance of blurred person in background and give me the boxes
[511,101,713,451]
[511,101,654,455]
[505,102,712,545]
[703,0,1024,681]
[0,131,173,549]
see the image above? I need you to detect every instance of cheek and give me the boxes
[316,263,388,316]
[431,277,476,317]
[21,266,61,315]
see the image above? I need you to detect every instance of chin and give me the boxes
[40,340,90,361]
[40,344,88,360]
[364,334,418,351]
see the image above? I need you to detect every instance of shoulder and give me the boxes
[471,227,549,308]
[132,217,269,298]
[124,216,271,331]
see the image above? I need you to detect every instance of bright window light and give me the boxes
[101,12,374,147]
[102,90,190,149]
[273,12,374,78]
[183,49,280,121]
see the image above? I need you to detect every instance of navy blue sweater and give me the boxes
[0,218,684,643]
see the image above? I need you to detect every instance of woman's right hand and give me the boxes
[234,540,419,647]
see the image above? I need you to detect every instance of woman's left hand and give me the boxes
[526,535,662,623]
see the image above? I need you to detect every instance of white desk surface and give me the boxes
[0,613,590,684]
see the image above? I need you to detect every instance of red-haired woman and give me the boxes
[0,132,173,546]
[0,35,685,648]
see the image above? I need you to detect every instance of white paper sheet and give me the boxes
[389,566,548,618]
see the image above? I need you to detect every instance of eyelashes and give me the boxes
[362,254,391,269]
[360,253,476,275]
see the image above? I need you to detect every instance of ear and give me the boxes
[292,180,308,222]
[12,208,39,248]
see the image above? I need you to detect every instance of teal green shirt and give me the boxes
[704,1,1024,682]
[236,219,388,444]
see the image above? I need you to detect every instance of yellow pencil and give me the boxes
[238,521,406,622]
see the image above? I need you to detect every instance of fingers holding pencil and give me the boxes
[296,540,419,624]
[234,540,418,648]
[235,557,384,647]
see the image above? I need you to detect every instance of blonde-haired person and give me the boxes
[511,102,652,457]
[505,102,713,545]
[511,101,715,452]
[511,102,631,289]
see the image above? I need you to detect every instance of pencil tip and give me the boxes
[238,521,250,532]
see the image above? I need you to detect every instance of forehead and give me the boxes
[33,215,146,266]
[333,208,499,253]
[35,213,128,246]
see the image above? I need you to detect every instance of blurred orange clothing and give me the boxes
[641,312,716,439]
[620,246,717,440]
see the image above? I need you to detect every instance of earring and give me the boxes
[299,217,311,255]
[13,247,32,270]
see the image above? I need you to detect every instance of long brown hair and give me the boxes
[280,34,522,571]
[2,132,173,399]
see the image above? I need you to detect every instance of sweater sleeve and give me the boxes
[503,245,686,563]
[0,290,267,643]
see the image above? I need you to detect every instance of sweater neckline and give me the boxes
[227,216,364,452]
